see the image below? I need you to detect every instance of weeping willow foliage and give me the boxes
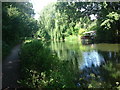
[38,3,68,41]
[38,3,90,41]
[37,2,96,41]
[38,2,120,43]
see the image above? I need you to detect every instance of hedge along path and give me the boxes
[2,44,21,89]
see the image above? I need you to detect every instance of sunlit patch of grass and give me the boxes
[65,35,79,42]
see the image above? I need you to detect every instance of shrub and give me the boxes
[20,40,57,71]
[19,40,76,88]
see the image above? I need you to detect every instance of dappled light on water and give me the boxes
[80,50,105,69]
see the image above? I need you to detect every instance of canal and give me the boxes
[49,40,120,88]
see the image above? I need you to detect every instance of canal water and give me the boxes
[49,41,120,87]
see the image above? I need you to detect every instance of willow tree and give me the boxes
[38,3,56,40]
[38,2,69,41]
[38,2,120,43]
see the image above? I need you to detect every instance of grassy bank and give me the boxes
[65,35,79,42]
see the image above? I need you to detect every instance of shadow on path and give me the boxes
[2,44,21,89]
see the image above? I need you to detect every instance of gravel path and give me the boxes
[2,45,21,89]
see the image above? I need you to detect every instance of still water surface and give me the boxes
[49,41,120,87]
[49,41,120,70]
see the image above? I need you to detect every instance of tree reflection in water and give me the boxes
[49,41,120,88]
[80,50,105,69]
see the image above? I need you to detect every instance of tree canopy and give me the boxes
[2,2,39,45]
[2,2,39,59]
[37,2,120,43]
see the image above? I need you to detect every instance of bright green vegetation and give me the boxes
[37,2,98,41]
[3,2,120,58]
[65,35,79,42]
[37,2,120,43]
[2,1,120,89]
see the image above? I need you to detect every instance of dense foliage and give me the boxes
[38,2,96,41]
[19,40,76,88]
[2,1,120,89]
[2,2,39,59]
[96,2,120,43]
[19,40,120,88]
[37,2,120,43]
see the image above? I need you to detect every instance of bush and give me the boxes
[19,40,76,88]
